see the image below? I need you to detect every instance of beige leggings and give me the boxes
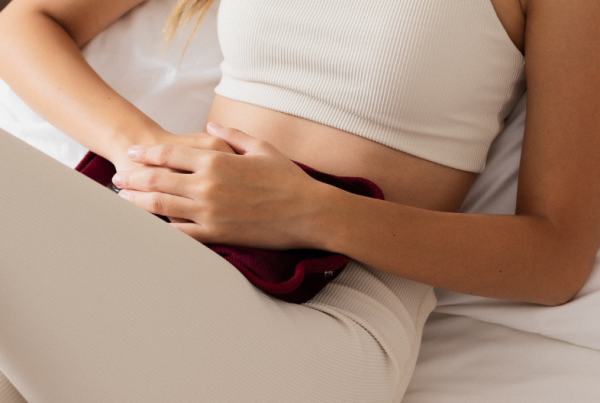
[0,131,435,403]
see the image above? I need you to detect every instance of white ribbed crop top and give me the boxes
[214,0,526,172]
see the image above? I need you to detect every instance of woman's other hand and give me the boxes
[111,130,236,172]
[112,123,334,250]
[160,131,237,155]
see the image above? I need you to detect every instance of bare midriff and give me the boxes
[207,96,477,212]
[206,0,525,213]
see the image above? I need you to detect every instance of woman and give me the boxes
[1,0,599,402]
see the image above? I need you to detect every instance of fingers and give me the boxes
[174,132,236,154]
[112,169,186,196]
[126,124,273,172]
[206,122,273,156]
[126,144,207,172]
[118,189,197,220]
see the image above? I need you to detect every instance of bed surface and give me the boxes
[1,0,599,400]
[405,313,600,402]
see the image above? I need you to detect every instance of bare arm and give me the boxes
[317,0,600,306]
[0,0,180,169]
[114,0,600,307]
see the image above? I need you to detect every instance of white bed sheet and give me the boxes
[405,313,600,402]
[1,0,599,401]
[406,92,600,401]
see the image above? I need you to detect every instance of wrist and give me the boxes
[300,181,356,253]
[104,122,171,165]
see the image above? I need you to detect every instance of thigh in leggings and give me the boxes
[0,131,435,403]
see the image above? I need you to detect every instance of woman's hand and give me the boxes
[111,129,239,225]
[112,123,333,250]
[111,130,236,172]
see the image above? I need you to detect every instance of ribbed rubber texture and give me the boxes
[216,0,525,172]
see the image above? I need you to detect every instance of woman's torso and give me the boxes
[207,0,526,210]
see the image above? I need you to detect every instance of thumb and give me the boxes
[206,122,268,155]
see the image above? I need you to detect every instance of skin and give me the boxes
[1,0,599,306]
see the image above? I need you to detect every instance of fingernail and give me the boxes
[118,190,130,200]
[127,146,141,159]
[207,122,222,130]
[112,173,122,187]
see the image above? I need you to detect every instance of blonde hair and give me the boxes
[163,0,216,56]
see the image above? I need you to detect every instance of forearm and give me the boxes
[313,187,594,306]
[0,3,166,164]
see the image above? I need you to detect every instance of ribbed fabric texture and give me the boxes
[0,372,27,403]
[0,130,435,403]
[216,0,525,172]
[1,128,435,402]
[306,261,436,402]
